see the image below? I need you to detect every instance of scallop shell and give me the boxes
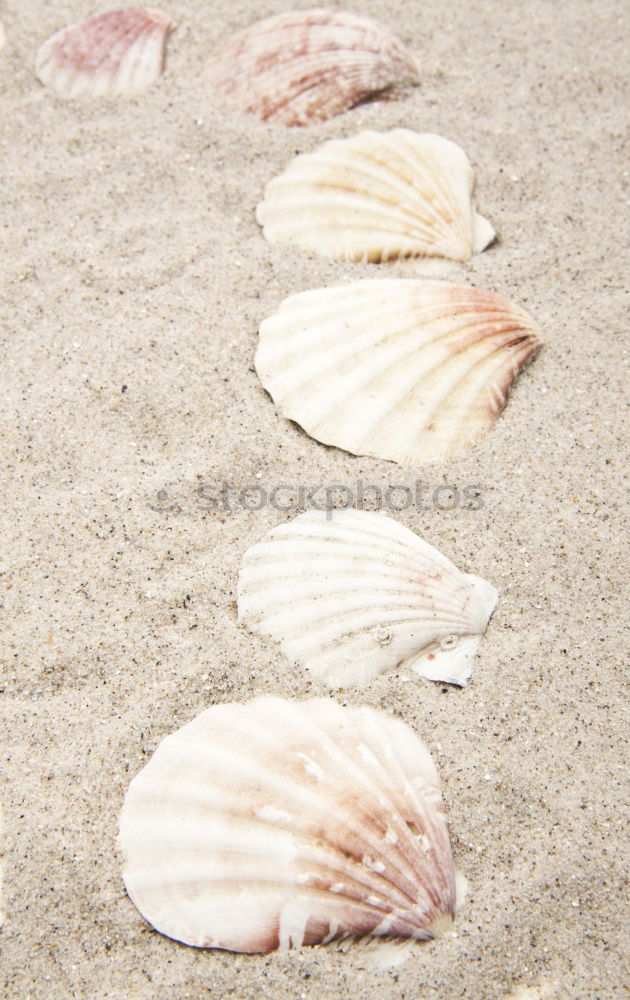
[118,696,459,952]
[255,278,542,464]
[256,129,495,262]
[238,509,498,687]
[203,9,420,127]
[35,7,174,98]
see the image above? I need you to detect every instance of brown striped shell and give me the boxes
[256,129,496,262]
[204,8,420,126]
[118,697,459,952]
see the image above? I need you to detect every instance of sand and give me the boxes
[0,1,628,997]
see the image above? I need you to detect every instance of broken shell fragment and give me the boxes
[204,8,420,127]
[35,7,174,98]
[256,129,495,262]
[118,696,459,951]
[255,278,542,464]
[238,509,498,687]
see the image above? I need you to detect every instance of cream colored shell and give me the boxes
[204,8,420,127]
[256,129,495,262]
[119,697,458,952]
[255,278,542,465]
[238,509,498,687]
[35,7,174,98]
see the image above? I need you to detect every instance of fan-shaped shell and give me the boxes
[238,509,498,687]
[204,8,420,127]
[118,696,458,952]
[256,278,542,464]
[256,129,495,262]
[35,7,174,97]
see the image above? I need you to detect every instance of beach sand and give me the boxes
[0,1,628,997]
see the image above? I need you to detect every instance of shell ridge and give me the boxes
[35,8,172,97]
[204,10,419,125]
[269,508,462,570]
[264,131,466,252]
[398,131,472,252]
[239,533,456,582]
[350,710,455,912]
[285,317,519,446]
[258,300,477,389]
[245,699,438,899]
[238,512,496,686]
[375,130,470,250]
[307,704,452,903]
[258,189,451,250]
[416,329,542,454]
[242,590,488,643]
[283,623,483,687]
[241,511,458,574]
[263,698,451,899]
[238,573,479,618]
[259,181,458,251]
[348,321,541,455]
[125,849,422,930]
[125,716,431,914]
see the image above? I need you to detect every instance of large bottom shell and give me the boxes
[118,697,458,952]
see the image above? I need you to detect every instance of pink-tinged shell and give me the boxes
[203,8,421,127]
[118,697,458,952]
[35,7,174,98]
[255,279,543,464]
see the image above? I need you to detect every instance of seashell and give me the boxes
[118,696,460,951]
[255,278,542,464]
[203,9,420,127]
[35,7,174,98]
[237,509,498,687]
[256,129,495,262]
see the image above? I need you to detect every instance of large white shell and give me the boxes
[256,278,542,465]
[118,696,458,952]
[238,509,498,687]
[204,8,420,127]
[256,129,495,262]
[35,7,174,98]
